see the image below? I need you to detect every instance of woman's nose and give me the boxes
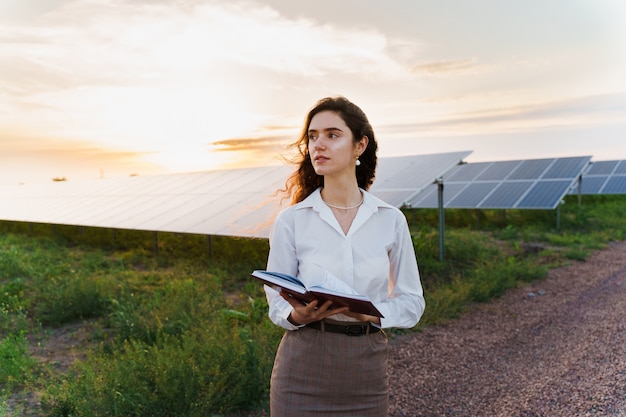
[313,140,325,150]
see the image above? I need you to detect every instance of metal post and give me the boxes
[207,235,213,258]
[577,175,582,210]
[153,231,159,255]
[437,177,445,261]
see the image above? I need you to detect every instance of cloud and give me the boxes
[412,59,481,76]
[380,92,626,137]
[0,0,418,100]
[210,136,290,153]
[0,0,427,158]
[457,92,626,126]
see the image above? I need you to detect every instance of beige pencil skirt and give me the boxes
[270,323,389,417]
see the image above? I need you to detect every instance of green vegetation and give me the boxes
[0,194,625,416]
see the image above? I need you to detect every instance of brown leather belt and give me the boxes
[306,320,381,336]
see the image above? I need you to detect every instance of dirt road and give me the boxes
[389,241,626,416]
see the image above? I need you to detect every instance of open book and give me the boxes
[251,269,384,318]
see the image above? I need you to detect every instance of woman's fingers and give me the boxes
[280,292,351,324]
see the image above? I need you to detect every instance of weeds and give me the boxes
[0,332,36,389]
[0,194,625,415]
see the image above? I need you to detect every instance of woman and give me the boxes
[265,96,425,416]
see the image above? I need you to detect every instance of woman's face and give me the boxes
[308,111,366,178]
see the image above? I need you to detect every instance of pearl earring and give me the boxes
[356,158,361,166]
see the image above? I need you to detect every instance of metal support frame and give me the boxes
[207,235,213,258]
[153,231,159,254]
[437,177,445,261]
[577,174,583,210]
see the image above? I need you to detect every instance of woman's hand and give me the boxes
[280,291,349,325]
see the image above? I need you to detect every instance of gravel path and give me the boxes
[389,240,626,417]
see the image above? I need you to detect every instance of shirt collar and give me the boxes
[296,187,394,237]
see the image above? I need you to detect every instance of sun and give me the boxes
[71,82,264,173]
[142,144,242,173]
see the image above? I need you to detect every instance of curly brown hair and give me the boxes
[283,97,378,204]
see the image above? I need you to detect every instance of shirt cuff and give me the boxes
[282,308,305,330]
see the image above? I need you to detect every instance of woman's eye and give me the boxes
[328,133,337,139]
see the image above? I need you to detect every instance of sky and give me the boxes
[1,0,625,185]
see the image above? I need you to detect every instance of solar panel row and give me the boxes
[0,151,471,239]
[369,151,472,207]
[3,153,624,239]
[408,156,592,210]
[0,166,293,238]
[572,160,626,195]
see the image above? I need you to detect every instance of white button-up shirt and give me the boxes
[265,188,425,330]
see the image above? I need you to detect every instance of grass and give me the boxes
[0,332,37,390]
[0,194,625,416]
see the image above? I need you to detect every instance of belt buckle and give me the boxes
[344,324,367,337]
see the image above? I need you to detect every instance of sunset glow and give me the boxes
[1,0,626,185]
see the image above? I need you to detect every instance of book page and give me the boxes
[251,270,307,295]
[307,266,360,296]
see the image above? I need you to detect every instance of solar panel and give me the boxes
[617,162,626,174]
[572,160,626,195]
[0,166,292,238]
[478,182,534,209]
[508,159,553,180]
[0,152,471,239]
[408,156,592,210]
[445,163,487,182]
[578,176,607,194]
[475,161,521,181]
[586,160,618,175]
[447,182,498,208]
[516,180,574,209]
[543,158,589,179]
[603,176,626,194]
[369,151,472,207]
